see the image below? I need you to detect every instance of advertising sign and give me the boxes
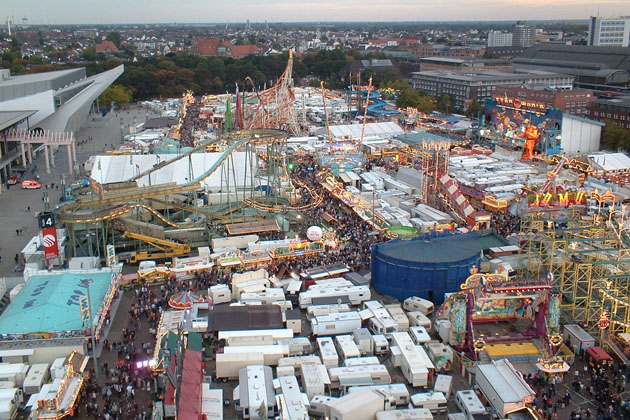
[42,227,59,259]
[106,244,117,267]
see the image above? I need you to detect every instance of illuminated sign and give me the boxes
[527,191,587,207]
[495,96,547,113]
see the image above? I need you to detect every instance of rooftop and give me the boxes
[0,269,117,335]
[412,68,571,82]
[374,232,483,264]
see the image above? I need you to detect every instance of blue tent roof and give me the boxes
[0,270,115,335]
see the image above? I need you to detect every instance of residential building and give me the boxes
[95,41,118,54]
[586,97,630,130]
[513,22,536,48]
[513,44,630,92]
[494,86,596,117]
[411,68,573,110]
[487,31,513,47]
[588,16,630,47]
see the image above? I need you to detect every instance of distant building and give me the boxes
[513,44,630,92]
[411,68,573,110]
[487,30,513,47]
[586,97,630,130]
[485,46,525,59]
[419,57,512,72]
[194,38,259,58]
[494,86,596,117]
[95,40,119,54]
[513,21,536,48]
[339,59,396,82]
[588,16,630,47]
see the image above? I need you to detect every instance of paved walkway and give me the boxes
[0,106,159,277]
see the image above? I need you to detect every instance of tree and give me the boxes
[465,100,484,119]
[106,32,121,48]
[601,122,630,152]
[99,84,132,106]
[81,47,96,61]
[396,88,435,114]
[437,95,453,114]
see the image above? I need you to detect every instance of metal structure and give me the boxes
[243,51,299,135]
[519,206,630,362]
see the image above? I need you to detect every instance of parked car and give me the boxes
[6,175,19,185]
[21,180,41,189]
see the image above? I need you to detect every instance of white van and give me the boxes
[404,297,434,316]
[410,391,448,413]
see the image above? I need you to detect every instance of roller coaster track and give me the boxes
[242,178,324,213]
[57,129,289,224]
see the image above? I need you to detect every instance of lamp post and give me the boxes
[296,214,302,233]
[371,184,376,227]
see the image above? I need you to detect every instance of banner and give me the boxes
[42,227,59,259]
[106,244,117,267]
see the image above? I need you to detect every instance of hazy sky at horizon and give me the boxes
[4,0,630,25]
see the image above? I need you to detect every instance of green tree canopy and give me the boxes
[106,32,121,48]
[99,84,132,107]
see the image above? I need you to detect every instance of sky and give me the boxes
[4,0,630,25]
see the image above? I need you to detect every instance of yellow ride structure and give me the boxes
[122,231,191,263]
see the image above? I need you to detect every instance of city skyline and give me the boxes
[4,0,630,25]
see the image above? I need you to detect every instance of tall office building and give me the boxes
[588,16,630,47]
[487,31,513,47]
[513,21,536,48]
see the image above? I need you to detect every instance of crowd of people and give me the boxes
[493,211,522,238]
[525,359,630,420]
[178,99,206,148]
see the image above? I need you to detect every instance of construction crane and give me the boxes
[321,81,333,155]
[122,231,191,263]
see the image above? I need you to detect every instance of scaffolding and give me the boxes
[519,207,630,357]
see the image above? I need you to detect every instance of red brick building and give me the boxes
[194,38,259,58]
[494,86,596,116]
[586,97,630,130]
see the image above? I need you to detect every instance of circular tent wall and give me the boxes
[371,231,482,304]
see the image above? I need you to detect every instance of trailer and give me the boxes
[310,278,354,289]
[326,388,394,420]
[23,363,49,395]
[215,353,265,379]
[208,284,232,304]
[276,375,310,420]
[409,392,448,413]
[309,395,336,417]
[353,328,374,356]
[49,358,66,381]
[385,304,410,332]
[278,356,322,369]
[300,363,330,400]
[276,365,295,378]
[407,311,431,330]
[317,337,339,368]
[276,337,312,356]
[372,335,390,355]
[343,357,381,367]
[0,364,28,387]
[218,329,293,343]
[241,288,286,305]
[335,335,361,362]
[306,304,351,320]
[409,326,431,345]
[403,297,434,316]
[376,408,434,420]
[348,383,410,406]
[433,375,453,398]
[425,342,453,372]
[362,301,398,339]
[455,390,486,420]
[0,388,22,419]
[473,359,536,417]
[563,324,596,356]
[311,312,362,336]
[391,332,429,388]
[328,365,391,390]
[299,285,371,308]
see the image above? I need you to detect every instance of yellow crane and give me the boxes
[122,231,191,263]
